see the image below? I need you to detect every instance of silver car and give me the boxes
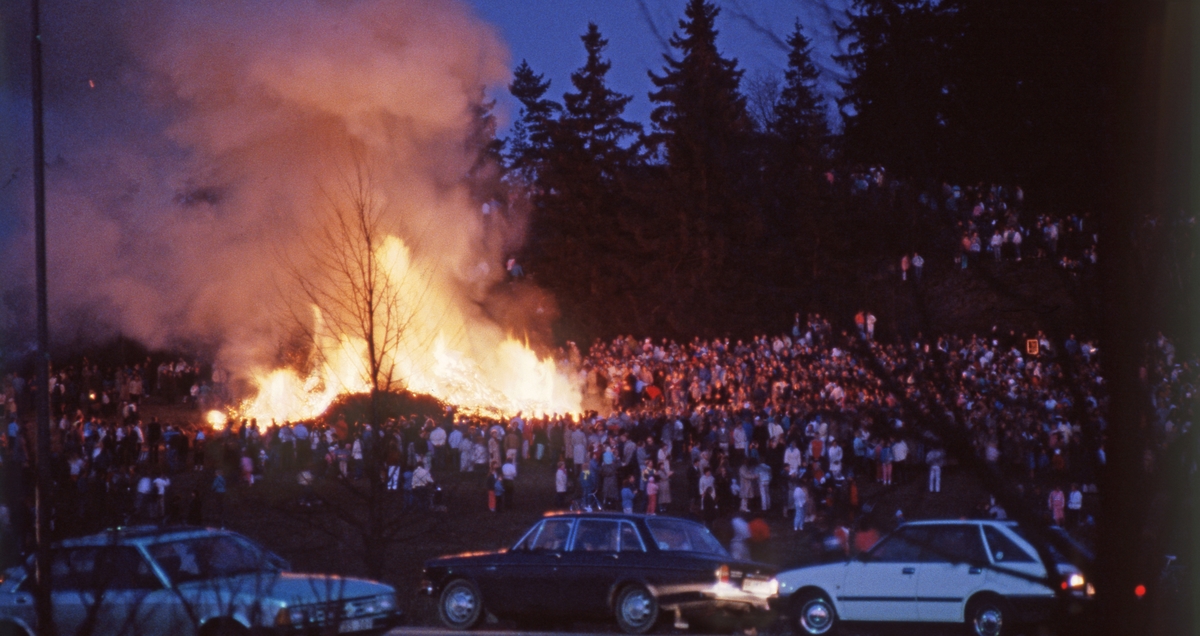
[0,526,401,636]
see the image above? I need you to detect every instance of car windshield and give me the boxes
[646,518,729,556]
[147,535,276,585]
[1009,525,1082,565]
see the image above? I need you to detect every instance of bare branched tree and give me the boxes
[269,155,466,582]
[290,161,414,427]
[743,70,782,133]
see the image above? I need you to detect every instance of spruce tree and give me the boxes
[773,20,830,175]
[535,23,645,339]
[768,20,833,285]
[836,0,956,179]
[559,23,642,176]
[645,0,753,332]
[504,60,560,183]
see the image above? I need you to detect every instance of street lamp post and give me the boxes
[30,0,56,633]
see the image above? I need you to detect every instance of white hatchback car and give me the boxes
[776,520,1092,636]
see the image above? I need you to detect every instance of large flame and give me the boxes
[237,235,581,422]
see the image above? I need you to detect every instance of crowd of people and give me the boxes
[1,316,1194,564]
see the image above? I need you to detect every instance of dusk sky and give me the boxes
[465,0,850,128]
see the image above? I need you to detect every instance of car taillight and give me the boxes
[715,564,730,584]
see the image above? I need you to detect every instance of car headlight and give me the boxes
[358,594,397,614]
[1067,574,1085,589]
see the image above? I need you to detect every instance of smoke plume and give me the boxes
[1,0,566,410]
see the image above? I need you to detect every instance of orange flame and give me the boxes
[237,235,581,422]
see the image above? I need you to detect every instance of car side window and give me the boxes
[619,522,645,552]
[531,519,573,552]
[868,528,924,562]
[984,527,1036,563]
[923,525,988,564]
[514,522,543,551]
[51,547,161,591]
[572,520,619,552]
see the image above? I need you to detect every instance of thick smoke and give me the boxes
[1,0,522,386]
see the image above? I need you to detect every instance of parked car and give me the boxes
[776,519,1093,636]
[421,511,778,634]
[0,526,401,636]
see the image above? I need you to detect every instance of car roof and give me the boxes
[542,511,697,524]
[57,525,238,548]
[900,519,1017,528]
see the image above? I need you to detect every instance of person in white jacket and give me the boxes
[792,482,808,532]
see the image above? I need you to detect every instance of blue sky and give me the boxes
[465,0,850,129]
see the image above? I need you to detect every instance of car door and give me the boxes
[916,524,989,622]
[560,519,624,617]
[839,527,923,622]
[48,546,177,636]
[491,518,576,616]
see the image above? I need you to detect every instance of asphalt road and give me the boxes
[383,624,1020,636]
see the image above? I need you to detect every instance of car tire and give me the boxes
[792,591,838,635]
[0,622,33,636]
[614,584,659,634]
[439,579,485,630]
[966,595,1009,636]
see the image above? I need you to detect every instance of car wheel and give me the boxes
[966,596,1008,636]
[614,584,659,634]
[439,579,485,630]
[0,622,34,636]
[792,591,838,635]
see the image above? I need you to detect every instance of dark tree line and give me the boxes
[502,0,1106,343]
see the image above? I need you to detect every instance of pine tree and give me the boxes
[532,23,646,338]
[504,60,560,183]
[559,23,642,177]
[835,0,956,178]
[645,0,753,333]
[768,20,833,284]
[773,20,830,174]
[647,0,750,216]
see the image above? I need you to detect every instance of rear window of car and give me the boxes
[646,518,728,556]
[921,524,988,564]
[573,520,620,552]
[50,546,161,590]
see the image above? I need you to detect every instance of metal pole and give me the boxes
[30,0,56,633]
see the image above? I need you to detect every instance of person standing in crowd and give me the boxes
[411,460,434,510]
[912,253,924,282]
[645,476,658,515]
[211,470,226,528]
[1067,483,1083,527]
[621,475,637,514]
[152,471,171,523]
[792,478,808,532]
[927,446,944,493]
[554,461,569,509]
[486,463,502,513]
[1048,484,1066,526]
[756,459,772,512]
[501,457,517,510]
